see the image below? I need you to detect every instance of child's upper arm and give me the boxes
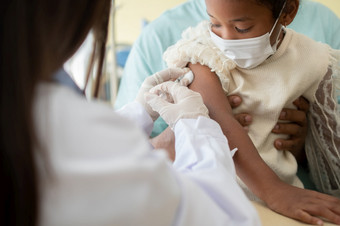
[188,63,233,116]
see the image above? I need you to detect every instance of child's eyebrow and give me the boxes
[230,16,253,22]
[206,11,253,22]
[206,11,215,18]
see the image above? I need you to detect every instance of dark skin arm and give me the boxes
[187,63,282,199]
[188,63,340,225]
[151,92,310,164]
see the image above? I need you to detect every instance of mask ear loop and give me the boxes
[269,1,287,36]
[270,1,287,50]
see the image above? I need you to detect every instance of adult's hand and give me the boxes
[271,96,309,163]
[145,81,209,129]
[229,95,309,163]
[227,95,252,130]
[136,67,190,121]
[147,81,209,161]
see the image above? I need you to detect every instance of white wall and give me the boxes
[114,0,186,45]
[313,0,340,17]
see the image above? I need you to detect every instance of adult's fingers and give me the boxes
[153,67,190,84]
[278,108,307,126]
[272,122,301,136]
[144,68,190,89]
[273,138,301,151]
[227,95,242,108]
[293,96,310,113]
[145,92,171,113]
[150,81,197,102]
[178,71,194,86]
[227,95,251,127]
[234,113,252,127]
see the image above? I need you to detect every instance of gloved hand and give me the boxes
[145,81,209,129]
[136,67,190,121]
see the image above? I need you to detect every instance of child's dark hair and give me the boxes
[255,0,287,19]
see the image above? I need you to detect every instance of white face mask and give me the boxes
[209,2,286,69]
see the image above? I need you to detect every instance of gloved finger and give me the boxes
[178,71,194,86]
[145,92,172,113]
[149,82,178,101]
[152,67,190,86]
[159,92,174,103]
[150,81,197,102]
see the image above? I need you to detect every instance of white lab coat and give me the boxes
[34,82,260,226]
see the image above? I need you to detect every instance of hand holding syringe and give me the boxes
[175,70,194,85]
[136,68,193,121]
[159,70,194,101]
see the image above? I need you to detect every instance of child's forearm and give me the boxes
[221,112,282,200]
[188,63,283,201]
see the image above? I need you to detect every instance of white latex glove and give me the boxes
[136,67,191,121]
[145,81,209,129]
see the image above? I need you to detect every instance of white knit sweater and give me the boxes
[164,21,340,200]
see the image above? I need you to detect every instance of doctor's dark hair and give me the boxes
[0,1,111,226]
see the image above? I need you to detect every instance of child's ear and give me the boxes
[281,0,299,26]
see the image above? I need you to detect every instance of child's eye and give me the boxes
[235,27,251,33]
[210,23,221,28]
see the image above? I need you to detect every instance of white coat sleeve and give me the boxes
[117,102,260,225]
[172,116,260,226]
[37,84,260,226]
[116,101,153,136]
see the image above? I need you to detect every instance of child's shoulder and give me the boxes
[286,28,330,51]
[281,28,334,80]
[163,20,235,80]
